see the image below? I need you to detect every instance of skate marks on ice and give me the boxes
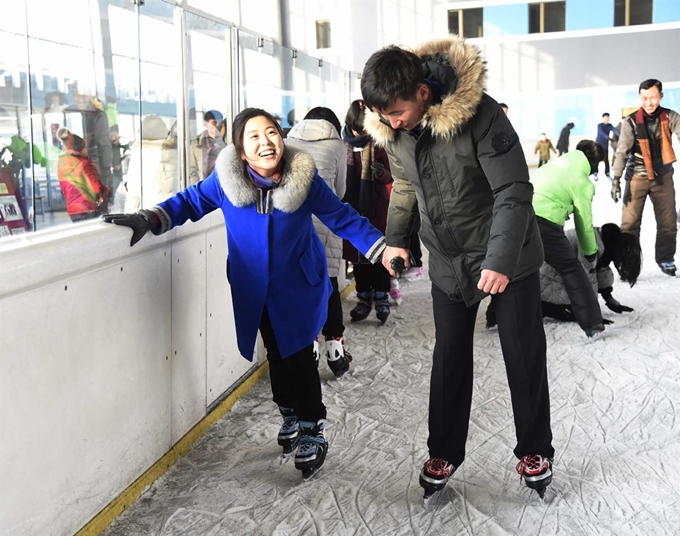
[103,256,680,534]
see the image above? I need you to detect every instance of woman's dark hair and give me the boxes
[304,107,342,137]
[576,139,604,174]
[345,100,366,135]
[232,108,283,174]
[615,231,642,287]
[361,46,422,111]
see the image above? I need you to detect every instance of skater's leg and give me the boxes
[620,176,650,238]
[603,147,610,176]
[538,217,603,330]
[428,284,478,468]
[350,263,373,322]
[648,171,677,264]
[260,308,297,410]
[353,262,372,293]
[492,272,554,461]
[372,262,391,323]
[322,277,344,339]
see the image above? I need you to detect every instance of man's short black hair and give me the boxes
[602,112,610,117]
[361,46,422,111]
[639,79,662,93]
[576,139,604,173]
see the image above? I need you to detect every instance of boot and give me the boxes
[374,291,390,325]
[277,406,300,455]
[325,337,352,378]
[294,420,328,479]
[350,291,372,322]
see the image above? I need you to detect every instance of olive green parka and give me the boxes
[364,36,543,305]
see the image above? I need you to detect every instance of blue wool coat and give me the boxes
[153,145,385,360]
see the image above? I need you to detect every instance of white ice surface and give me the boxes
[103,178,680,536]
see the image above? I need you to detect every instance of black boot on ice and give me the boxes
[374,291,390,325]
[350,291,372,322]
[419,457,455,499]
[277,406,300,455]
[325,337,353,379]
[516,455,553,499]
[294,420,328,479]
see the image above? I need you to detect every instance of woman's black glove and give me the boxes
[102,209,160,247]
[370,162,385,178]
[584,252,598,273]
[605,296,633,314]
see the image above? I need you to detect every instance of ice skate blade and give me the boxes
[296,446,327,480]
[278,437,300,456]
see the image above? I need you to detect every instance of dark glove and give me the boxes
[603,318,615,325]
[370,162,385,178]
[102,209,160,247]
[611,178,621,203]
[584,252,598,273]
[605,296,633,314]
[390,256,407,277]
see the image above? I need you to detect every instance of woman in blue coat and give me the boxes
[103,108,385,479]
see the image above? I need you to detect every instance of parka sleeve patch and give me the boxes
[491,132,515,156]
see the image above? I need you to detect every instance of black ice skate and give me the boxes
[277,407,300,455]
[374,291,390,325]
[516,455,553,499]
[325,337,353,378]
[350,291,372,322]
[583,323,605,338]
[419,457,455,499]
[294,420,327,479]
[659,262,676,276]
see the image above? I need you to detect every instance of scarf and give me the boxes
[636,107,676,180]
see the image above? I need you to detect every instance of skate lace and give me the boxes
[425,458,452,475]
[516,455,545,479]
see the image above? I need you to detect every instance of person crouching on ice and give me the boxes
[102,108,386,480]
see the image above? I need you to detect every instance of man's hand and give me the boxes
[382,246,409,277]
[477,269,510,295]
[611,178,621,203]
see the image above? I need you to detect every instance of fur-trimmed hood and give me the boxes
[364,35,486,145]
[214,144,317,213]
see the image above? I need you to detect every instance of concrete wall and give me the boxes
[0,216,263,536]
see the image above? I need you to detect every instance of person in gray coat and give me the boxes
[361,36,554,499]
[285,107,352,378]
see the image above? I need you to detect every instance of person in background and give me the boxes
[342,99,394,325]
[124,115,178,212]
[596,113,619,180]
[534,133,557,168]
[102,108,386,480]
[189,110,226,185]
[611,79,680,277]
[539,223,641,323]
[285,106,353,378]
[56,127,109,222]
[610,121,621,166]
[556,122,574,156]
[361,37,554,499]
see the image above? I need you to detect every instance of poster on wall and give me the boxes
[0,195,23,222]
[0,167,30,234]
[0,225,10,237]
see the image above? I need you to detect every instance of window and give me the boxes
[529,2,566,33]
[615,0,653,26]
[315,20,331,49]
[447,8,484,38]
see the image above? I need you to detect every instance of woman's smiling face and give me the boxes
[240,115,283,177]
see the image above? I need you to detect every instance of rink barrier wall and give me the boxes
[74,361,269,536]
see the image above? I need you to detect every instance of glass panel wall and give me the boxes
[1,1,358,241]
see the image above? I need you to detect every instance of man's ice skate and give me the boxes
[325,337,352,378]
[374,291,390,325]
[659,261,676,276]
[583,323,605,338]
[389,278,403,305]
[277,407,300,455]
[350,291,372,322]
[419,457,455,500]
[516,455,553,499]
[294,420,327,479]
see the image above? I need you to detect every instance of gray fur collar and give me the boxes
[215,145,316,213]
[364,35,486,145]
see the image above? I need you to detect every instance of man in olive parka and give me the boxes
[361,36,555,499]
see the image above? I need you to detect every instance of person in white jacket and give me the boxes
[124,115,178,212]
[285,107,352,378]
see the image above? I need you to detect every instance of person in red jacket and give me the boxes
[57,128,109,222]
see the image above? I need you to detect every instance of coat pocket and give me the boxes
[299,253,322,286]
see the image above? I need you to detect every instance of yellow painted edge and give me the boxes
[74,362,269,536]
[340,279,356,301]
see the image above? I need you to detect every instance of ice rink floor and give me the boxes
[104,177,680,536]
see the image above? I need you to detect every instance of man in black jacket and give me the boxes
[362,37,554,499]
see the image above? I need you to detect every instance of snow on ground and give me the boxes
[104,178,680,536]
